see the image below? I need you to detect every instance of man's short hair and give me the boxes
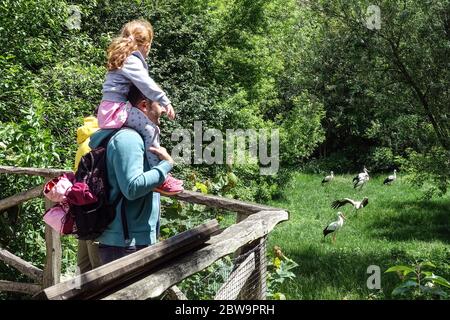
[128,85,152,107]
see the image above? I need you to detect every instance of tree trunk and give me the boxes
[388,40,449,150]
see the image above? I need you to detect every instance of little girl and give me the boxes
[97,19,183,195]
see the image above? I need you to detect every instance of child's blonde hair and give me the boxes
[107,19,154,71]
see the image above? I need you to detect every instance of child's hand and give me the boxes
[165,104,175,120]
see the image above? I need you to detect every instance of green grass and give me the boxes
[266,172,450,300]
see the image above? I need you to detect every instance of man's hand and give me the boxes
[165,104,175,120]
[149,146,174,166]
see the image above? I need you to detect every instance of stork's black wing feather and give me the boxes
[361,198,369,207]
[323,227,334,237]
[331,199,344,209]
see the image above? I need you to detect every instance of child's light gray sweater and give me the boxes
[102,51,171,107]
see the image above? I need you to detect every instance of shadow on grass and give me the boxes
[279,241,450,300]
[278,245,401,299]
[366,200,450,243]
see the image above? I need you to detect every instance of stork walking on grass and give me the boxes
[383,169,397,185]
[322,171,334,185]
[353,167,370,189]
[331,197,369,213]
[323,212,346,243]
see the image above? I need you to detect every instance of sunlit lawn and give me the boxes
[267,172,450,299]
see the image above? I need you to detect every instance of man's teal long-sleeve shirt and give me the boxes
[89,128,172,247]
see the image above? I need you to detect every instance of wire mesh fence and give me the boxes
[176,237,267,300]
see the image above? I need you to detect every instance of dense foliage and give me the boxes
[296,0,449,198]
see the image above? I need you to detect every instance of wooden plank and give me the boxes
[0,185,43,212]
[0,280,42,295]
[172,190,284,215]
[214,252,255,300]
[0,186,284,217]
[42,199,61,288]
[0,165,289,215]
[0,248,43,282]
[42,220,220,300]
[0,165,70,178]
[104,210,288,300]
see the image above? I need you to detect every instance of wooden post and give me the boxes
[237,236,267,300]
[253,236,267,300]
[42,199,61,288]
[164,286,188,300]
[233,213,248,258]
[233,213,267,300]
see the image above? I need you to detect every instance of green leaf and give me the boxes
[392,280,418,296]
[273,292,286,300]
[399,280,419,288]
[420,261,436,269]
[194,182,208,194]
[391,286,410,296]
[385,265,415,275]
[424,275,450,289]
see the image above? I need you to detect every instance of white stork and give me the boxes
[353,167,369,189]
[331,197,369,212]
[383,169,397,185]
[323,212,346,242]
[322,171,334,185]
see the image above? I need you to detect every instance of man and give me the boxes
[88,86,174,264]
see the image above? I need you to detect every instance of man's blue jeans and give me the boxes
[98,244,148,265]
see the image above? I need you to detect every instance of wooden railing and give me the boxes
[0,165,289,300]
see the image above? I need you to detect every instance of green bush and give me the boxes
[386,261,450,299]
[400,147,450,199]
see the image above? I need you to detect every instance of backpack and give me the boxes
[70,129,129,241]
